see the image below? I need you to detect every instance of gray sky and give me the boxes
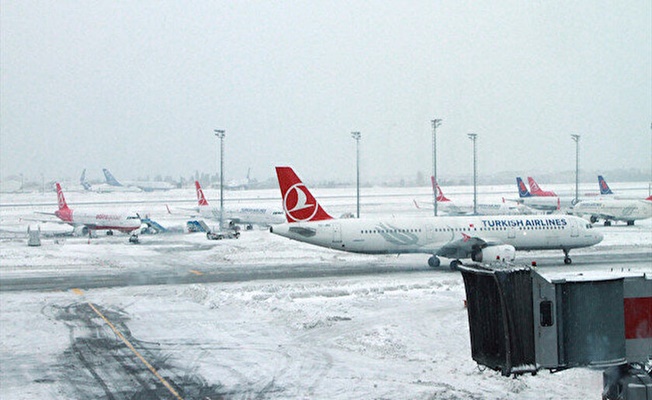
[1,1,651,184]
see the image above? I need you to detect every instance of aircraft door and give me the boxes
[426,225,434,241]
[332,223,342,243]
[508,227,516,239]
[571,221,579,237]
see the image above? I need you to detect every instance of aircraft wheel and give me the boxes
[428,256,441,268]
[627,221,634,226]
[106,230,114,236]
[449,259,461,271]
[564,257,572,265]
[604,220,612,226]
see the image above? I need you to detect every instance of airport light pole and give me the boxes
[351,131,361,218]
[214,129,225,229]
[571,134,580,205]
[467,133,478,215]
[431,119,442,216]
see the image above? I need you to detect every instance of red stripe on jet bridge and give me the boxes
[624,297,652,339]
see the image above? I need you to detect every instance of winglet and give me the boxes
[598,175,614,195]
[275,167,333,223]
[195,181,210,206]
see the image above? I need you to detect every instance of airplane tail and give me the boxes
[195,181,210,206]
[103,168,123,186]
[516,177,531,198]
[598,175,614,195]
[54,183,73,221]
[80,169,92,191]
[431,177,451,202]
[275,167,333,223]
[645,195,652,201]
[527,177,543,195]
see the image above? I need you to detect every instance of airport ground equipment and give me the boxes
[27,226,41,246]
[186,220,210,233]
[458,263,651,399]
[206,226,240,240]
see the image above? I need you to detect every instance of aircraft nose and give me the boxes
[594,230,604,244]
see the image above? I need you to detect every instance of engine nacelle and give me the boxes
[471,245,516,263]
[72,225,89,237]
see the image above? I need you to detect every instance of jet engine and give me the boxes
[471,245,516,263]
[72,226,89,237]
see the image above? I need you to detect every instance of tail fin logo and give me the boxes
[56,183,68,210]
[195,181,209,206]
[517,178,530,197]
[528,177,541,193]
[283,184,319,222]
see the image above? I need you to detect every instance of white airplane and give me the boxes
[269,167,603,269]
[174,181,286,229]
[513,177,571,212]
[103,168,175,192]
[80,169,141,193]
[571,196,652,226]
[415,178,530,216]
[36,183,144,239]
[225,168,257,190]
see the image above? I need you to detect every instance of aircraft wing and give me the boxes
[435,234,503,259]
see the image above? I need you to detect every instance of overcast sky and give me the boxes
[1,1,650,184]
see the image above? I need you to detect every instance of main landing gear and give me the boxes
[563,249,572,265]
[428,256,462,271]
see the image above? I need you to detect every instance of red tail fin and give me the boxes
[645,195,652,201]
[194,181,209,206]
[54,183,73,222]
[55,183,70,211]
[431,177,451,202]
[527,177,542,194]
[275,167,333,223]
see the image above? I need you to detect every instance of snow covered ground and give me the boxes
[1,184,650,399]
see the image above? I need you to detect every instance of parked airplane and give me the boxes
[514,177,563,212]
[415,178,529,215]
[36,183,144,239]
[527,177,557,197]
[571,196,652,226]
[103,168,175,192]
[225,168,257,190]
[174,181,285,229]
[270,167,603,268]
[80,169,141,193]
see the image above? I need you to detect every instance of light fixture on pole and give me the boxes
[214,129,225,229]
[431,119,442,216]
[351,131,361,218]
[467,133,478,215]
[571,134,580,205]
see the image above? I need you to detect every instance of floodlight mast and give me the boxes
[432,119,442,216]
[351,131,361,218]
[571,134,580,205]
[467,133,478,215]
[214,129,225,229]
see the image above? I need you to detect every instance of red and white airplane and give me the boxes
[37,183,144,238]
[171,181,285,229]
[415,178,529,216]
[527,177,557,197]
[270,167,603,268]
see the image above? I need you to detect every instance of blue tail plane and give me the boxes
[598,175,614,195]
[103,168,123,187]
[516,177,532,198]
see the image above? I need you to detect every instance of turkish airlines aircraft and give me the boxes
[527,177,557,196]
[270,167,603,269]
[184,181,285,228]
[38,183,143,238]
[419,178,528,216]
[571,196,652,226]
[103,168,174,192]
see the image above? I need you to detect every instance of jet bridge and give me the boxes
[458,263,651,399]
